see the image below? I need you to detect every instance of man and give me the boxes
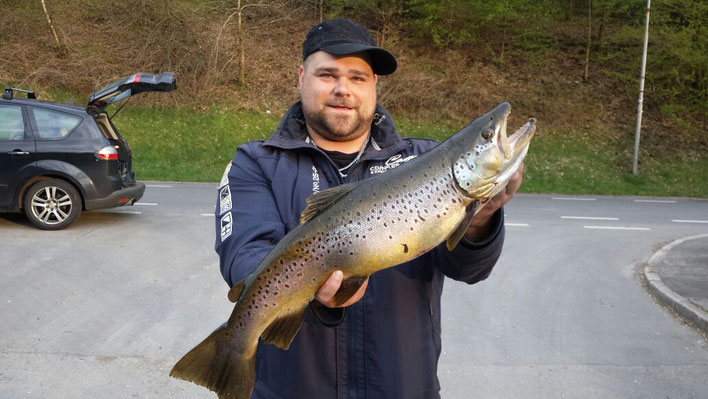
[216,18,522,399]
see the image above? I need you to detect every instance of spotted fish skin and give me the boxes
[170,102,536,399]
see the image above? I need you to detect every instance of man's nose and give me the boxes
[332,77,351,96]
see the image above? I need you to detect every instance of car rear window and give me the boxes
[0,104,25,140]
[30,107,81,140]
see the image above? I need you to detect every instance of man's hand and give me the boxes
[315,271,369,308]
[464,163,524,242]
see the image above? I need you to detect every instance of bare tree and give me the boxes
[237,0,246,85]
[40,0,67,56]
[584,0,592,80]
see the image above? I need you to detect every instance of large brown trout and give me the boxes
[170,102,535,398]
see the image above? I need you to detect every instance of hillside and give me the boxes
[1,0,706,194]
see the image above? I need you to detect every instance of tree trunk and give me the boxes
[584,0,591,80]
[319,0,323,22]
[40,0,66,56]
[237,0,245,85]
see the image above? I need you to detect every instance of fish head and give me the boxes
[451,102,536,199]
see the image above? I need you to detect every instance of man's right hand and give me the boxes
[315,270,369,308]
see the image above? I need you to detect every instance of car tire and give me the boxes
[23,179,82,230]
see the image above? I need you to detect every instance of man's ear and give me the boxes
[298,64,305,90]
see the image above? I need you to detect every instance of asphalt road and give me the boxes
[1,184,707,399]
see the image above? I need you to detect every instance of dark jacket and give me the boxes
[215,102,505,399]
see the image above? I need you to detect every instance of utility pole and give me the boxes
[633,0,651,176]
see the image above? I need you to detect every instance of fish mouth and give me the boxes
[493,117,536,188]
[508,118,536,156]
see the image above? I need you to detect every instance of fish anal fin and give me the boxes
[260,307,307,350]
[300,183,357,224]
[331,276,369,307]
[227,280,246,303]
[446,201,480,251]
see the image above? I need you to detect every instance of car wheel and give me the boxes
[23,179,82,230]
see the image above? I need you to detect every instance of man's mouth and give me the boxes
[327,104,354,111]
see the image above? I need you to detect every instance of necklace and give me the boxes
[310,133,370,179]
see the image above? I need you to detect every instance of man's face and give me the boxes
[299,51,378,143]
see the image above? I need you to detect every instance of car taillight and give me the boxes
[96,146,119,161]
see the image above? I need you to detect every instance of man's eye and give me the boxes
[320,73,333,79]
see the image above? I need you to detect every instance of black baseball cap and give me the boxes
[302,18,398,75]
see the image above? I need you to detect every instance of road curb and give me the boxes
[644,233,708,334]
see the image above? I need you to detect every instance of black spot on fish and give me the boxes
[402,243,409,253]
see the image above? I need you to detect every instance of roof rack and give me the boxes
[2,88,37,100]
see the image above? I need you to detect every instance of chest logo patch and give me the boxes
[370,154,417,175]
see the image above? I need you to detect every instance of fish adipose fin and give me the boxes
[227,280,246,303]
[445,201,479,251]
[260,307,307,350]
[300,183,358,224]
[170,323,256,399]
[331,276,368,307]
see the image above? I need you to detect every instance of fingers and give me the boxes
[315,271,369,308]
[315,270,343,305]
[504,163,524,197]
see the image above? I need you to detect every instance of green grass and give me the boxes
[113,106,706,198]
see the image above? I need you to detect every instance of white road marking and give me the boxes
[634,199,677,203]
[146,184,173,188]
[584,225,650,231]
[201,213,214,217]
[672,219,708,224]
[562,216,619,221]
[505,223,530,227]
[96,210,142,215]
[135,202,158,206]
[552,197,597,201]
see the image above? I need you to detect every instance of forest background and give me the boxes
[1,0,706,196]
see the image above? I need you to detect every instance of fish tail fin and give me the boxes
[170,323,256,399]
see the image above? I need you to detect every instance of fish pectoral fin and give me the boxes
[260,307,307,350]
[227,280,246,303]
[331,276,369,307]
[445,201,480,251]
[300,183,358,224]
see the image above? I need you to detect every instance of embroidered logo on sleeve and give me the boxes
[219,185,232,215]
[220,212,233,241]
[220,162,232,187]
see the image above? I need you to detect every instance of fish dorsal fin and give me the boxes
[331,276,369,307]
[446,201,480,251]
[300,183,357,224]
[260,306,307,350]
[227,280,246,303]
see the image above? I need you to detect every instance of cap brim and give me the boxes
[319,43,398,75]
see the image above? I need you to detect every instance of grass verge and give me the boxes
[114,106,707,198]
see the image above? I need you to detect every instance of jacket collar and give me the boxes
[263,101,405,159]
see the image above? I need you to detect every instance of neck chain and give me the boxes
[310,133,370,179]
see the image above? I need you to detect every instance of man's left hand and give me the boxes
[463,163,524,242]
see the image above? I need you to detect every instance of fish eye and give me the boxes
[481,127,494,140]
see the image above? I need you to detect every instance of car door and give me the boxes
[0,103,36,209]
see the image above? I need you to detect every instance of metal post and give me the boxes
[633,0,651,176]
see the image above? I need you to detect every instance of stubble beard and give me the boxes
[302,102,374,142]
